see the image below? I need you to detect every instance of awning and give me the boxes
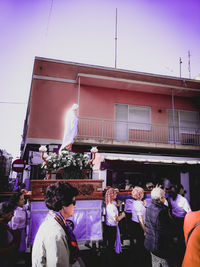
[101,153,200,165]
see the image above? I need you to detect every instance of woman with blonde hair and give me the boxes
[131,186,146,233]
[131,186,148,265]
[105,188,125,254]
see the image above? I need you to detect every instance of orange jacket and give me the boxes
[182,211,200,267]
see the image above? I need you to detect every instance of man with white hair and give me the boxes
[144,187,176,267]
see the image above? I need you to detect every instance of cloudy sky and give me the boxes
[0,0,200,159]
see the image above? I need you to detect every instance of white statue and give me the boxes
[60,103,79,151]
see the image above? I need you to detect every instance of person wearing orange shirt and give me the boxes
[182,210,200,267]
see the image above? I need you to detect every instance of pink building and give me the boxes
[21,57,200,209]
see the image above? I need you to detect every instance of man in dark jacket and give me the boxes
[144,187,176,267]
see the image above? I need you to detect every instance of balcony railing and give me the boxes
[77,117,200,146]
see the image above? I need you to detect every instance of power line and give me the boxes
[0,101,27,105]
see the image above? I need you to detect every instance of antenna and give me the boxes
[45,0,54,37]
[179,57,182,78]
[114,8,118,69]
[188,50,191,79]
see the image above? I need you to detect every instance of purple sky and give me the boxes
[0,0,200,158]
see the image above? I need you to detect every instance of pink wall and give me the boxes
[28,79,77,139]
[27,80,199,140]
[79,85,198,124]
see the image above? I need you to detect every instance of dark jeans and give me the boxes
[173,216,185,266]
[125,212,132,239]
[130,221,151,267]
[105,224,117,250]
[130,220,144,247]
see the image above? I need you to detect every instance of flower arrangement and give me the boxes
[40,148,91,179]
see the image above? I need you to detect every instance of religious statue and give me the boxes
[60,103,79,151]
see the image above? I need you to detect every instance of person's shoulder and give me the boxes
[185,210,200,222]
[38,215,65,237]
[135,200,143,206]
[179,194,189,204]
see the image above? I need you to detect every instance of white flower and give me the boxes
[39,145,47,152]
[90,146,98,153]
[43,152,48,158]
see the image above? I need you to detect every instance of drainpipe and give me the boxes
[78,76,80,116]
[171,88,175,144]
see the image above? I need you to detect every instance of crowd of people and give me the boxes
[102,182,199,267]
[0,181,199,267]
[0,189,30,267]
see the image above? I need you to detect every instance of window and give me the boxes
[168,109,200,134]
[115,104,151,131]
[128,105,151,130]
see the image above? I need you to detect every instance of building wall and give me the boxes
[28,80,78,139]
[27,78,199,142]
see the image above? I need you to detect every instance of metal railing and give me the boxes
[77,117,200,146]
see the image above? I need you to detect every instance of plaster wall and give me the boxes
[27,81,199,141]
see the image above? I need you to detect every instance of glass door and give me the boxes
[115,104,128,141]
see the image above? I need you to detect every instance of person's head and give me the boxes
[45,182,78,218]
[176,184,185,196]
[146,182,154,190]
[9,191,25,208]
[0,202,15,224]
[72,103,79,116]
[151,187,166,204]
[132,186,144,200]
[169,184,178,200]
[105,188,118,205]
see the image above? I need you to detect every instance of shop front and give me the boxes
[93,153,200,210]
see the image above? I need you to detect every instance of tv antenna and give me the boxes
[114,8,118,69]
[179,57,182,78]
[188,50,191,79]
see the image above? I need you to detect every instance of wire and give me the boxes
[0,101,27,105]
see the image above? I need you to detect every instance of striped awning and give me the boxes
[102,153,200,165]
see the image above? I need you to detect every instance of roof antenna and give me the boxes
[188,50,191,79]
[114,8,118,69]
[45,0,54,37]
[179,57,182,78]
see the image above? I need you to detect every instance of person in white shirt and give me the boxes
[169,184,191,266]
[131,186,149,266]
[9,191,29,254]
[32,181,84,267]
[131,186,146,233]
[105,188,125,254]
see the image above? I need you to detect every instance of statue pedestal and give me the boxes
[31,179,104,201]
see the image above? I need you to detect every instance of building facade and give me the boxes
[21,57,200,209]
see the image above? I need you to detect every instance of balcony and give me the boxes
[76,117,200,149]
